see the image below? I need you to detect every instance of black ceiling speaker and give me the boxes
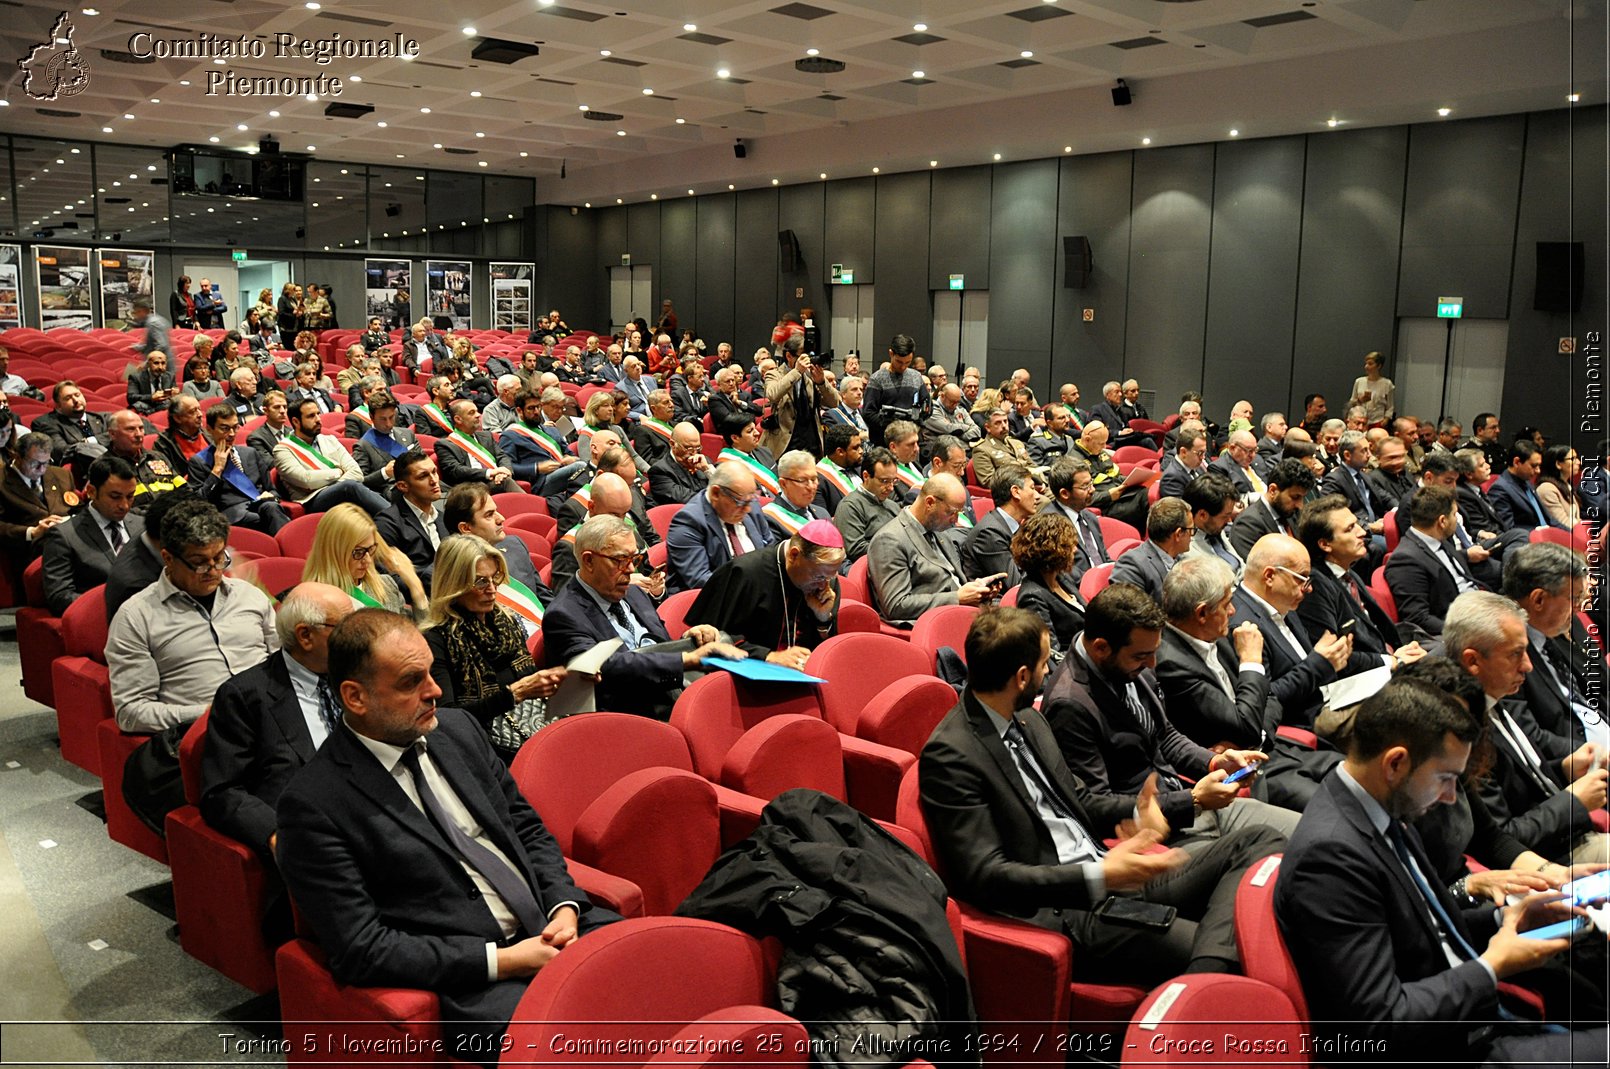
[1063,235,1092,288]
[734,139,747,159]
[472,38,541,64]
[795,56,845,74]
[1111,79,1131,106]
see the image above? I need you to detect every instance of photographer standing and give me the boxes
[863,333,931,447]
[764,334,840,459]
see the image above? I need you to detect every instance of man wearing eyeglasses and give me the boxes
[1210,429,1264,501]
[105,499,278,734]
[188,404,290,535]
[868,473,1004,627]
[763,451,831,541]
[834,448,904,564]
[544,515,748,718]
[1232,533,1354,742]
[665,462,775,596]
[1107,497,1195,604]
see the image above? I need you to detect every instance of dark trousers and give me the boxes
[303,480,391,515]
[1065,824,1286,985]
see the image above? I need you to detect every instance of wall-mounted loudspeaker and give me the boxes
[779,229,801,271]
[1063,235,1093,288]
[734,139,747,159]
[1111,79,1131,107]
[1534,241,1584,314]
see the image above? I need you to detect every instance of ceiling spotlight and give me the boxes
[150,98,159,103]
[103,126,115,133]
[771,178,779,185]
[519,151,529,157]
[236,123,248,131]
[123,112,134,119]
[912,70,925,79]
[819,172,827,179]
[1020,50,1033,58]
[913,23,927,32]
[1141,137,1151,145]
[470,90,482,97]
[540,0,554,6]
[82,5,99,12]
[1436,107,1451,117]
[728,184,735,190]
[600,49,611,57]
[992,153,1002,161]
[584,202,591,208]
[1228,128,1239,137]
[1568,93,1580,102]
[688,189,695,195]
[179,79,190,86]
[433,142,443,148]
[208,135,219,143]
[684,23,696,31]
[463,26,476,35]
[306,145,316,151]
[650,193,658,200]
[478,161,488,167]
[642,88,654,95]
[1064,145,1072,153]
[304,1,319,8]
[1326,117,1339,127]
[269,110,280,117]
[475,131,485,137]
[617,130,626,136]
[675,117,686,124]
[872,166,879,173]
[617,198,623,204]
[579,105,589,111]
[420,107,431,113]
[717,68,731,78]
[929,160,938,167]
[806,48,819,56]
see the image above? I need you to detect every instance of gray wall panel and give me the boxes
[1203,137,1306,417]
[595,208,627,328]
[928,166,991,291]
[988,160,1060,388]
[1053,152,1132,396]
[1291,125,1408,415]
[874,171,933,360]
[1397,114,1525,319]
[626,202,661,324]
[778,184,827,355]
[659,199,698,338]
[823,178,875,286]
[1124,144,1214,404]
[695,193,736,348]
[540,206,599,333]
[734,189,780,352]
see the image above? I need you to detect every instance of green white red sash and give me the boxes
[280,434,337,470]
[895,461,923,489]
[568,482,592,510]
[502,422,566,462]
[816,458,858,497]
[762,500,813,535]
[717,448,780,494]
[638,417,675,443]
[450,430,497,470]
[348,585,385,609]
[349,405,373,428]
[496,577,545,636]
[421,403,454,434]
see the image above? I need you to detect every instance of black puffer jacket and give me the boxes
[676,789,978,1069]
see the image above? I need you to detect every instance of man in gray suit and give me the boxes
[867,472,1002,626]
[41,455,144,615]
[834,447,903,563]
[1108,497,1194,603]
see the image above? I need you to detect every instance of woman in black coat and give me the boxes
[1010,511,1085,665]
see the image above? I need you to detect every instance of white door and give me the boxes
[184,262,240,327]
[1394,318,1508,424]
[631,267,653,335]
[960,290,989,380]
[609,266,654,335]
[830,284,875,370]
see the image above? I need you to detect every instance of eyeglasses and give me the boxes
[782,474,819,486]
[591,550,646,573]
[351,543,379,562]
[1274,565,1313,590]
[175,549,233,576]
[717,486,757,509]
[471,575,500,591]
[867,475,897,487]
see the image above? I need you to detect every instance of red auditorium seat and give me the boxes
[230,556,308,600]
[165,712,279,992]
[505,511,557,543]
[1232,856,1310,1022]
[806,632,938,734]
[96,717,168,864]
[1369,565,1399,623]
[51,584,114,775]
[1114,444,1161,465]
[1120,975,1305,1068]
[835,598,883,633]
[656,588,701,639]
[225,525,280,558]
[841,556,911,640]
[1098,515,1142,547]
[16,558,63,708]
[274,512,323,559]
[908,603,980,669]
[492,491,548,518]
[1383,507,1401,553]
[647,503,682,542]
[1079,561,1116,602]
[856,676,959,758]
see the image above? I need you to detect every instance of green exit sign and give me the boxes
[1436,297,1463,318]
[839,269,854,284]
[948,274,964,290]
[231,249,248,262]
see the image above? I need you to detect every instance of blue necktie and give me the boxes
[1387,822,1479,961]
[1352,469,1376,522]
[1525,484,1548,527]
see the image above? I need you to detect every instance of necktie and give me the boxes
[399,743,546,937]
[32,481,46,506]
[1124,683,1181,791]
[1525,484,1548,527]
[1386,822,1479,962]
[725,523,744,558]
[1353,469,1376,522]
[107,522,125,554]
[315,675,343,736]
[1077,514,1104,564]
[1247,466,1266,495]
[1003,722,1083,826]
[607,599,641,648]
[1209,533,1238,568]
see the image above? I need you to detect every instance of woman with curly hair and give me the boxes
[423,534,569,756]
[1010,510,1085,664]
[300,502,427,619]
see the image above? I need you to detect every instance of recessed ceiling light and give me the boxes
[600,49,611,57]
[306,145,316,151]
[913,23,927,32]
[1020,50,1033,58]
[675,117,686,124]
[377,121,388,128]
[684,23,697,31]
[208,136,219,142]
[540,0,554,6]
[519,151,529,157]
[929,160,938,167]
[717,68,731,78]
[616,129,627,136]
[268,110,280,117]
[1326,118,1339,127]
[993,153,1002,161]
[478,161,488,167]
[687,188,694,195]
[463,26,476,35]
[727,184,734,190]
[82,6,99,13]
[179,79,190,86]
[349,75,362,83]
[420,107,431,113]
[1229,129,1239,137]
[304,1,319,8]
[1568,93,1580,102]
[1436,107,1451,117]
[475,131,485,137]
[149,98,159,103]
[433,142,443,148]
[912,70,925,79]
[872,166,879,173]
[819,172,828,179]
[584,202,591,208]
[643,88,654,95]
[616,198,623,204]
[771,178,779,185]
[1141,137,1151,145]
[123,112,134,119]
[650,193,658,200]
[470,90,482,97]
[1064,145,1072,153]
[806,48,819,56]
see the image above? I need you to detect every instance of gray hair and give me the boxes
[1443,591,1527,657]
[229,367,256,387]
[1260,411,1286,432]
[709,459,751,492]
[539,386,566,404]
[1161,556,1236,620]
[1320,418,1346,435]
[776,449,816,479]
[496,374,522,392]
[575,514,632,555]
[1337,430,1369,458]
[647,388,671,409]
[358,374,384,394]
[1500,542,1586,601]
[276,587,331,646]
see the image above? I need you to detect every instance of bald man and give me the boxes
[867,473,1003,626]
[647,422,712,507]
[548,472,652,595]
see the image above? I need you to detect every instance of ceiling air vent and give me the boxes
[443,147,478,155]
[796,56,845,74]
[36,108,81,117]
[324,101,375,119]
[471,38,540,64]
[100,48,155,64]
[582,110,625,122]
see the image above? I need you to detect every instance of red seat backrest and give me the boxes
[1232,854,1310,1022]
[909,604,979,666]
[805,632,935,734]
[179,710,211,805]
[61,584,110,660]
[1079,562,1116,603]
[670,671,827,780]
[858,676,958,757]
[1121,974,1303,1067]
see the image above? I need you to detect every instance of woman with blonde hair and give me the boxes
[424,534,568,756]
[251,287,274,326]
[1348,350,1395,427]
[300,503,427,618]
[969,386,1001,434]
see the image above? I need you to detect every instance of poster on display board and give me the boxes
[364,258,412,331]
[425,259,471,331]
[0,245,22,330]
[96,248,155,331]
[489,262,534,335]
[34,245,93,331]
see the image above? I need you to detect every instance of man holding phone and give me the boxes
[920,607,1287,985]
[868,473,1005,627]
[1277,678,1606,1063]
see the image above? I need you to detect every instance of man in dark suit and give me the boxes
[187,405,290,535]
[1226,458,1312,562]
[960,466,1039,586]
[0,431,73,554]
[435,400,523,495]
[1488,439,1565,531]
[201,583,354,861]
[1365,434,1417,516]
[542,515,747,718]
[351,395,420,486]
[668,361,711,426]
[1253,412,1288,471]
[647,423,713,507]
[126,351,177,415]
[812,423,862,518]
[41,455,142,615]
[1108,497,1193,603]
[1042,584,1296,845]
[1503,542,1601,747]
[286,363,339,416]
[1319,430,1389,551]
[1233,533,1354,735]
[1157,425,1209,500]
[1178,472,1244,578]
[496,390,585,499]
[1211,429,1261,499]
[247,391,293,457]
[1296,493,1427,669]
[919,605,1285,984]
[30,382,110,467]
[1386,486,1483,637]
[375,450,447,589]
[761,450,831,540]
[665,462,774,595]
[1041,456,1110,586]
[548,474,650,594]
[104,485,193,612]
[630,389,677,467]
[1445,591,1608,864]
[1276,679,1606,1066]
[275,609,619,1057]
[1086,381,1141,447]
